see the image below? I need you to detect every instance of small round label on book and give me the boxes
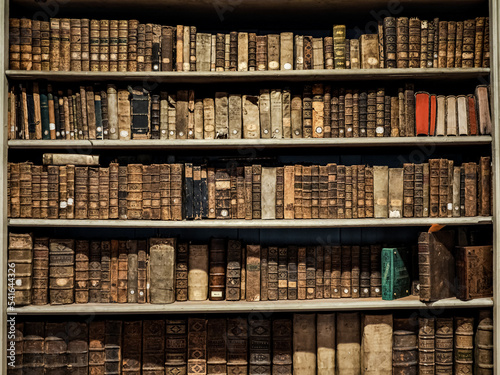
[49,123,56,130]
[334,289,338,293]
[264,129,269,134]
[162,130,167,134]
[376,126,384,134]
[188,130,193,135]
[346,127,352,132]
[130,290,135,295]
[97,127,102,132]
[375,288,380,293]
[284,63,292,70]
[353,288,358,293]
[16,279,22,286]
[361,129,366,133]
[179,131,184,137]
[447,203,453,210]
[67,198,74,206]
[363,288,369,294]
[110,128,116,133]
[344,288,349,294]
[120,130,129,138]
[221,209,228,217]
[139,291,144,296]
[295,130,300,135]
[170,131,175,135]
[60,201,67,209]
[269,61,279,69]
[315,127,323,134]
[233,130,238,134]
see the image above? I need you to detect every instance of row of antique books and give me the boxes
[9,16,489,72]
[8,311,494,375]
[8,231,492,306]
[7,82,492,140]
[7,157,493,220]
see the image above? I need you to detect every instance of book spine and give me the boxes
[209,238,226,301]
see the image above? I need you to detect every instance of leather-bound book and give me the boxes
[106,85,118,140]
[207,319,227,374]
[326,163,337,218]
[9,19,21,70]
[381,247,411,300]
[362,314,393,375]
[98,167,109,220]
[482,18,490,67]
[23,321,44,374]
[396,17,409,68]
[193,165,202,220]
[272,319,292,375]
[349,39,361,69]
[360,34,379,69]
[268,247,279,301]
[174,242,188,302]
[435,95,446,136]
[452,166,461,217]
[127,164,143,220]
[126,240,138,303]
[228,31,237,71]
[408,17,421,68]
[249,318,271,374]
[429,159,440,217]
[256,35,268,71]
[248,33,256,71]
[195,33,211,72]
[336,165,346,218]
[32,237,49,305]
[184,163,194,220]
[369,244,382,297]
[436,318,454,374]
[433,19,441,68]
[384,17,397,68]
[337,89,345,138]
[438,159,450,218]
[176,90,189,139]
[420,20,428,68]
[182,26,190,72]
[98,20,109,72]
[337,313,360,374]
[41,20,52,71]
[373,165,388,218]
[29,20,40,71]
[293,165,303,219]
[31,165,43,219]
[437,21,448,68]
[118,165,128,219]
[175,25,184,71]
[237,32,249,71]
[74,240,89,304]
[276,166,285,219]
[260,247,269,301]
[117,88,131,140]
[188,318,207,375]
[454,21,464,68]
[150,94,160,139]
[302,85,313,137]
[122,321,142,374]
[459,166,466,217]
[126,19,138,72]
[261,167,276,220]
[306,246,316,299]
[388,168,403,218]
[456,245,493,300]
[426,20,436,68]
[46,165,59,219]
[291,94,303,138]
[188,244,209,301]
[117,20,128,72]
[403,163,415,217]
[302,166,312,218]
[49,239,74,304]
[475,85,492,135]
[215,92,229,138]
[351,245,360,298]
[463,162,477,217]
[366,90,376,137]
[150,164,161,220]
[89,241,101,303]
[456,95,468,136]
[324,36,334,69]
[478,156,491,216]
[419,318,436,375]
[228,94,242,139]
[215,169,231,219]
[445,96,458,136]
[209,238,226,301]
[375,88,385,137]
[278,247,288,300]
[281,32,293,70]
[474,17,485,68]
[226,240,242,301]
[110,240,119,303]
[317,314,336,375]
[312,37,324,70]
[271,89,283,138]
[166,319,188,374]
[311,84,324,138]
[359,246,370,298]
[246,244,261,302]
[49,18,61,71]
[66,321,88,374]
[392,317,417,375]
[142,320,165,375]
[149,238,176,304]
[100,241,111,303]
[265,34,279,70]
[107,20,118,72]
[252,165,262,219]
[137,240,147,303]
[453,317,474,375]
[414,164,424,217]
[227,318,248,374]
[19,162,32,218]
[318,165,329,219]
[89,321,105,374]
[159,164,171,221]
[461,19,475,67]
[287,246,298,300]
[161,26,174,71]
[44,322,67,374]
[100,89,109,139]
[293,314,316,375]
[333,25,346,69]
[8,233,32,306]
[475,310,493,375]
[313,246,323,298]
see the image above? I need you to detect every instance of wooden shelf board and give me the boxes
[5,68,490,83]
[12,297,493,315]
[7,136,493,150]
[8,217,493,228]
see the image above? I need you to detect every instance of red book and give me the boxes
[429,94,437,135]
[415,92,430,135]
[468,94,478,135]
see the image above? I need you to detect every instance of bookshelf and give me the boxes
[2,0,499,373]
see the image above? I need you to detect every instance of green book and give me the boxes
[381,247,411,300]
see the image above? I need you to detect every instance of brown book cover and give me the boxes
[256,35,268,71]
[110,240,119,303]
[293,314,316,374]
[370,244,382,297]
[23,321,45,374]
[175,242,188,302]
[396,17,409,68]
[272,319,292,375]
[474,17,485,68]
[478,156,491,216]
[360,34,379,69]
[475,310,493,374]
[49,239,74,305]
[246,244,261,302]
[392,317,417,375]
[419,318,436,375]
[142,320,165,374]
[117,241,128,303]
[456,245,493,300]
[188,318,207,375]
[31,237,49,305]
[207,318,227,374]
[44,323,67,373]
[227,318,248,374]
[454,317,474,375]
[278,247,288,300]
[403,163,415,218]
[209,238,226,301]
[166,319,188,374]
[148,238,176,304]
[88,240,101,303]
[268,247,278,301]
[306,246,316,299]
[122,321,142,373]
[89,321,105,374]
[8,233,33,306]
[436,318,453,375]
[74,240,89,304]
[337,313,361,374]
[99,20,110,72]
[100,241,111,303]
[226,240,242,301]
[260,247,269,301]
[248,318,271,375]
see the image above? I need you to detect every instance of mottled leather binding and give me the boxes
[188,318,207,375]
[166,319,187,375]
[435,318,453,375]
[249,318,271,375]
[456,245,493,300]
[392,317,418,375]
[142,320,165,375]
[49,239,74,304]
